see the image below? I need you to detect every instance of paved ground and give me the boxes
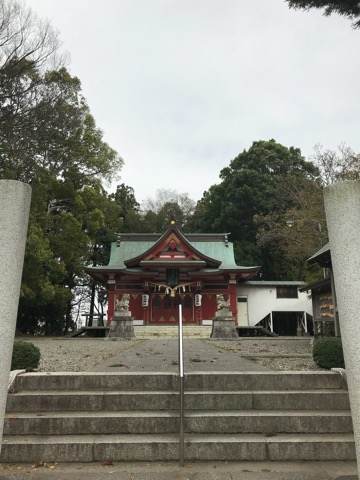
[23,337,317,372]
[0,462,357,480]
[93,338,269,372]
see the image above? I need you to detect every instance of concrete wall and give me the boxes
[237,284,313,327]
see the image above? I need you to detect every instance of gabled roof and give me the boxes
[124,225,221,268]
[104,227,257,271]
[86,224,261,282]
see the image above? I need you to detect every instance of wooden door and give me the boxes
[150,294,194,324]
[237,296,249,326]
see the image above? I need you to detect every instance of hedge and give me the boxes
[11,341,41,370]
[313,337,344,369]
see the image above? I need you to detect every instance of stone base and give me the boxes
[210,309,238,340]
[107,314,135,340]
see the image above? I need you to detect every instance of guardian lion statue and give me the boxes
[115,294,130,315]
[216,294,230,311]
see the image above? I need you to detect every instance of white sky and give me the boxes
[27,0,360,202]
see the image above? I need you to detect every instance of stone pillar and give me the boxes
[324,180,360,475]
[107,294,135,340]
[0,181,31,453]
[107,311,135,340]
[210,306,238,340]
[210,295,238,340]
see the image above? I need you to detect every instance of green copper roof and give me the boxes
[107,238,243,269]
[191,241,238,269]
[108,241,154,268]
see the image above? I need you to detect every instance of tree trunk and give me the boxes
[88,281,96,327]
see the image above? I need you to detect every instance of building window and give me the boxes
[276,286,298,299]
[237,297,248,303]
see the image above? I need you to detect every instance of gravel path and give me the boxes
[19,337,143,372]
[17,336,320,372]
[211,338,320,371]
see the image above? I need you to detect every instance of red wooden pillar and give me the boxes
[228,277,237,320]
[142,283,150,325]
[107,279,116,325]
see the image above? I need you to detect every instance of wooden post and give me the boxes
[107,282,116,326]
[303,311,308,334]
[270,311,274,333]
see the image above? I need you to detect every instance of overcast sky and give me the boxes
[27,0,360,203]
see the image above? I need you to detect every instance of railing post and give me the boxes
[178,303,185,466]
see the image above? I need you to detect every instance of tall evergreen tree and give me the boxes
[286,0,360,27]
[188,140,319,279]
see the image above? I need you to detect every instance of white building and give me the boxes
[236,281,313,335]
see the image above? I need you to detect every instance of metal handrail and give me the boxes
[147,281,190,466]
[178,303,185,466]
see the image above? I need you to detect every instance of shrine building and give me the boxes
[87,223,260,326]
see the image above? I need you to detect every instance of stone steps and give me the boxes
[0,433,355,463]
[4,410,353,435]
[6,389,350,411]
[12,371,345,391]
[134,325,212,338]
[1,371,355,463]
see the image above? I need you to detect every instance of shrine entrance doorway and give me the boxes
[150,293,195,324]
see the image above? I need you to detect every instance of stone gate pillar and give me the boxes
[0,180,31,453]
[324,180,360,475]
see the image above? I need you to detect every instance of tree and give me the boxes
[142,188,195,228]
[189,140,319,278]
[0,3,123,333]
[0,0,62,171]
[286,0,360,28]
[255,178,327,280]
[1,67,121,185]
[0,0,60,71]
[312,143,360,185]
[110,183,142,232]
[255,143,360,281]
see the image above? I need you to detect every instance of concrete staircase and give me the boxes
[134,325,212,338]
[1,371,355,463]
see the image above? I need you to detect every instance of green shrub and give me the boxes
[11,341,40,370]
[313,337,344,369]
